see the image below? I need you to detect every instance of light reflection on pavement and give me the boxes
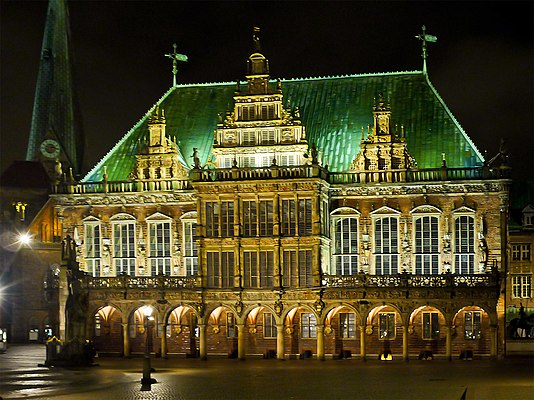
[1,344,533,400]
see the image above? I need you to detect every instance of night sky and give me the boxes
[1,1,532,181]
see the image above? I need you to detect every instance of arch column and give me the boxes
[402,322,409,361]
[316,324,325,360]
[122,322,130,357]
[160,323,167,358]
[276,323,285,360]
[359,325,366,361]
[445,325,452,361]
[237,323,246,360]
[490,323,498,359]
[199,323,207,360]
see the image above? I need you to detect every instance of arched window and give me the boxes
[331,208,359,275]
[110,214,136,276]
[83,217,101,276]
[453,208,476,274]
[181,212,198,276]
[146,213,173,276]
[371,208,400,275]
[411,206,441,274]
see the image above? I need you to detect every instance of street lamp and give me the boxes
[140,305,157,385]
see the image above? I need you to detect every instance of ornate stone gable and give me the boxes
[351,93,417,175]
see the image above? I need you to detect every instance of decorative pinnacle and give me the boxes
[165,43,188,87]
[253,26,261,52]
[415,25,437,75]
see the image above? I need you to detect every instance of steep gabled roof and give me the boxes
[84,71,483,182]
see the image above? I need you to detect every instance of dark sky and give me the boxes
[1,1,533,181]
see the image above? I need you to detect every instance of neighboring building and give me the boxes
[506,181,534,355]
[20,26,512,361]
[0,0,79,342]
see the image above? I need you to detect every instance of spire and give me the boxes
[26,0,84,177]
[415,25,437,75]
[164,43,188,87]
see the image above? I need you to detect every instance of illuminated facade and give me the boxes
[16,27,511,361]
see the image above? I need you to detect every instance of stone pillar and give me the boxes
[237,324,246,360]
[445,325,452,361]
[490,323,498,359]
[402,324,409,361]
[359,325,366,361]
[199,323,207,360]
[276,324,285,360]
[316,324,325,360]
[160,324,167,358]
[122,323,130,357]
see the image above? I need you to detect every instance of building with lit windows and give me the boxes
[506,183,534,355]
[4,1,514,361]
[18,22,513,360]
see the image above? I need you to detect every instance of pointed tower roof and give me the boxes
[26,0,83,176]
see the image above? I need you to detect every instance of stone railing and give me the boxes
[329,165,508,185]
[54,178,192,194]
[84,275,198,290]
[322,273,498,288]
[191,164,327,182]
[82,272,497,291]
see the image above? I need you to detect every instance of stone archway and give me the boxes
[166,305,199,357]
[282,305,320,359]
[207,306,238,358]
[408,305,447,359]
[324,305,361,359]
[451,305,492,358]
[91,305,123,355]
[128,305,161,356]
[366,305,403,359]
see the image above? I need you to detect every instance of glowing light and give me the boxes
[140,305,153,317]
[18,233,32,246]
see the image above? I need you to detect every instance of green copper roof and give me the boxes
[84,71,483,182]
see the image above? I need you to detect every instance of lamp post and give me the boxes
[140,305,156,384]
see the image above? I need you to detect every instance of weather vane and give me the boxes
[165,43,188,87]
[415,25,437,75]
[253,26,261,52]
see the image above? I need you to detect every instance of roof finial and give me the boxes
[253,26,261,52]
[165,43,188,87]
[415,25,437,75]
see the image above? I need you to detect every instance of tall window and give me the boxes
[84,222,101,276]
[374,217,399,275]
[512,275,532,298]
[455,216,475,273]
[243,201,258,237]
[113,221,136,275]
[183,220,198,275]
[298,199,313,236]
[243,251,274,288]
[379,313,396,339]
[207,251,234,288]
[301,313,317,338]
[464,311,481,340]
[220,201,234,237]
[263,313,277,338]
[422,312,440,339]
[414,216,440,274]
[339,312,356,338]
[259,200,274,236]
[281,199,296,235]
[148,221,171,275]
[333,217,358,275]
[283,250,312,287]
[205,202,219,237]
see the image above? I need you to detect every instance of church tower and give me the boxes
[26,0,83,181]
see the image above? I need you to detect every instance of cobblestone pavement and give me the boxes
[1,345,532,400]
